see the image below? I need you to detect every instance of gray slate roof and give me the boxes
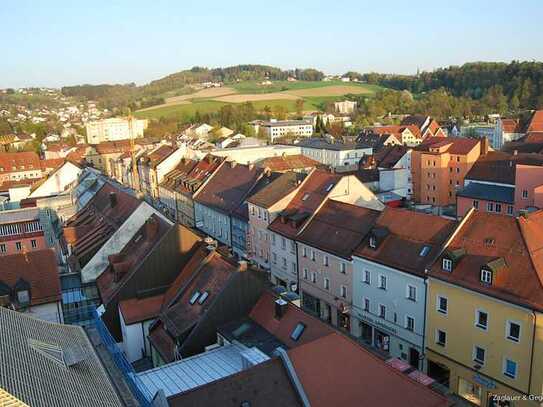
[0,307,123,407]
[457,182,515,204]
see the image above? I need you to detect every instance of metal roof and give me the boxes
[137,343,269,398]
[0,307,123,407]
[457,182,515,204]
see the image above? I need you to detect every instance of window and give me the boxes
[522,189,528,199]
[292,262,296,274]
[281,238,286,250]
[340,285,347,298]
[507,205,514,215]
[473,346,486,365]
[369,236,377,248]
[324,277,330,290]
[282,257,287,268]
[364,298,370,312]
[379,304,386,319]
[476,310,488,330]
[311,250,316,261]
[17,290,30,305]
[504,359,517,379]
[363,270,371,284]
[481,269,492,285]
[303,268,308,279]
[311,272,317,283]
[436,329,446,346]
[419,246,430,257]
[406,316,415,332]
[30,239,37,249]
[189,291,200,305]
[272,253,277,264]
[407,285,416,301]
[302,193,310,201]
[0,244,5,253]
[487,202,494,212]
[437,296,448,314]
[379,275,387,290]
[495,203,502,213]
[473,200,479,209]
[272,234,276,246]
[442,258,452,272]
[198,291,209,304]
[456,167,460,173]
[506,321,521,342]
[339,262,346,274]
[302,247,307,257]
[323,255,329,267]
[15,242,22,251]
[290,323,306,341]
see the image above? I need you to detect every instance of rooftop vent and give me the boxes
[274,298,288,319]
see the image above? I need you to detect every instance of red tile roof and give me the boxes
[369,145,410,169]
[144,145,175,168]
[527,110,543,133]
[119,294,164,325]
[430,210,543,310]
[288,333,447,407]
[268,169,341,239]
[256,154,319,172]
[416,137,479,155]
[0,152,41,174]
[63,183,140,265]
[501,118,522,133]
[194,161,263,214]
[354,208,456,276]
[297,199,380,259]
[0,249,61,306]
[249,291,335,348]
[247,171,305,209]
[94,140,132,155]
[174,154,224,196]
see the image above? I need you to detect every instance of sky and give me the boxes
[1,0,543,88]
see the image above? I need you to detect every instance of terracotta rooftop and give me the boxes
[415,137,479,155]
[63,183,141,267]
[256,154,319,172]
[93,140,132,155]
[354,207,456,276]
[119,293,164,325]
[370,145,410,169]
[288,333,447,407]
[431,210,543,311]
[95,214,171,305]
[501,118,523,133]
[143,145,175,168]
[527,110,543,133]
[249,291,335,349]
[297,199,380,259]
[268,169,342,239]
[0,249,61,307]
[0,152,41,174]
[194,161,263,215]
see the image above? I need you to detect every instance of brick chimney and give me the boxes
[480,137,489,156]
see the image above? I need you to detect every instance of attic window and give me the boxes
[301,193,310,201]
[198,291,209,304]
[325,183,334,192]
[189,291,200,305]
[442,258,452,272]
[419,245,431,257]
[17,290,30,305]
[290,322,306,341]
[480,269,492,285]
[369,236,377,249]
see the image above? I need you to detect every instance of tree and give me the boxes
[263,105,272,120]
[272,105,288,120]
[295,99,305,116]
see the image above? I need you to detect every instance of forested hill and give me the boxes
[60,64,325,107]
[362,61,543,110]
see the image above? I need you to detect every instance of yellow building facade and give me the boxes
[426,277,543,406]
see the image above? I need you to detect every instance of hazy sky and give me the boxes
[2,0,542,88]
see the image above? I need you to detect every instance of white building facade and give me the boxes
[86,117,148,144]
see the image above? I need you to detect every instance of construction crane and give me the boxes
[127,109,140,193]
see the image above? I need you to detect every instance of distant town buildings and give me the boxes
[250,119,313,142]
[85,117,148,144]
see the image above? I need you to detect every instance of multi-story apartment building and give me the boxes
[297,199,380,331]
[0,152,42,184]
[267,169,384,291]
[247,172,305,270]
[297,138,372,168]
[0,207,48,256]
[369,125,424,147]
[411,137,482,206]
[250,119,313,142]
[85,117,148,144]
[492,118,524,150]
[425,209,543,406]
[137,144,186,199]
[351,208,455,369]
[157,158,198,220]
[194,161,263,251]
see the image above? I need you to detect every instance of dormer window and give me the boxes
[480,269,492,285]
[369,236,377,249]
[442,258,452,272]
[189,291,200,305]
[17,289,30,305]
[302,193,310,201]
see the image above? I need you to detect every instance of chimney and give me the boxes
[109,192,117,207]
[480,137,489,156]
[248,163,255,171]
[513,149,518,156]
[274,298,288,319]
[238,260,248,272]
[230,161,237,168]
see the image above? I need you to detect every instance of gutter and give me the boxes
[274,347,311,407]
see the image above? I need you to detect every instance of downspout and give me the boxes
[528,310,536,395]
[422,274,429,371]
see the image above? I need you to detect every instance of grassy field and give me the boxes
[230,80,340,94]
[134,100,230,120]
